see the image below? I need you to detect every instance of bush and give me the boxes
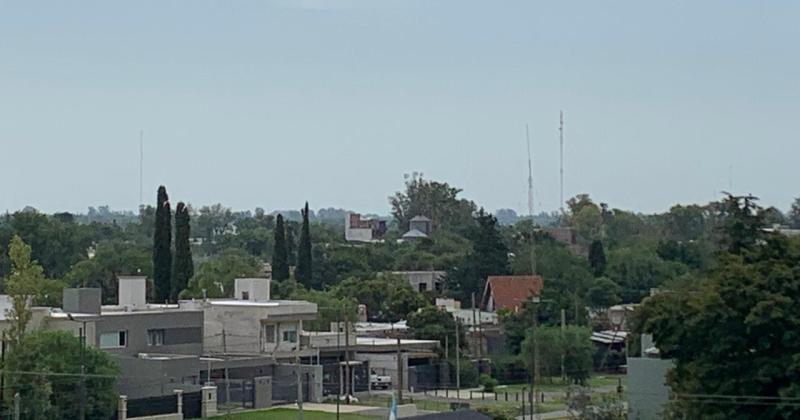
[479,374,498,392]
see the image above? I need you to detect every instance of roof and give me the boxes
[401,229,428,239]
[410,216,431,222]
[482,275,543,312]
[408,410,490,420]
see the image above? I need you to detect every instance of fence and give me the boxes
[215,379,255,409]
[111,391,202,420]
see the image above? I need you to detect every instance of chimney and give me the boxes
[118,276,147,309]
[234,278,270,301]
[62,288,101,314]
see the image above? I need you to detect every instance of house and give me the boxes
[180,278,324,404]
[436,298,500,356]
[627,334,674,420]
[481,275,543,313]
[392,271,446,293]
[345,212,387,243]
[62,276,205,400]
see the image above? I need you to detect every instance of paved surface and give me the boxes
[276,402,375,413]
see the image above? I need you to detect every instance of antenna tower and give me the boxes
[559,111,564,213]
[139,131,144,207]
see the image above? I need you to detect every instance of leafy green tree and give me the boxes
[389,175,476,232]
[521,325,593,384]
[4,235,44,345]
[408,306,466,350]
[272,214,290,281]
[333,276,426,322]
[605,247,686,303]
[789,197,800,229]
[447,209,508,302]
[296,202,313,287]
[586,277,621,311]
[636,195,800,419]
[152,186,172,303]
[5,330,118,420]
[588,240,606,277]
[64,240,152,304]
[171,202,193,301]
[181,248,261,298]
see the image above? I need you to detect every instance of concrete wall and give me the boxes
[355,352,409,391]
[95,311,203,357]
[272,364,323,403]
[627,357,674,420]
[117,356,201,399]
[202,304,311,355]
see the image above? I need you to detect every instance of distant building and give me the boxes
[398,216,432,242]
[392,271,445,293]
[345,212,387,243]
[627,334,674,420]
[481,275,544,313]
[409,216,432,235]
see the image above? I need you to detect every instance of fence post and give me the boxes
[117,395,127,420]
[470,391,473,400]
[482,391,485,400]
[174,389,184,415]
[13,393,20,420]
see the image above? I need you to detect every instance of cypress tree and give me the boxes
[153,186,172,303]
[272,214,290,280]
[296,202,313,287]
[588,239,607,277]
[286,222,296,267]
[171,202,194,301]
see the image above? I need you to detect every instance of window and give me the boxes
[264,325,275,344]
[282,329,297,343]
[418,283,428,292]
[99,331,127,349]
[241,291,249,300]
[147,329,165,346]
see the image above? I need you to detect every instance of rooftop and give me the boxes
[482,275,544,312]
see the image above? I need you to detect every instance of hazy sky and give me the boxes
[1,1,798,216]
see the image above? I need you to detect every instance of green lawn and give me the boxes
[210,408,376,420]
[496,374,626,393]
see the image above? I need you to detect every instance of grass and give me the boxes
[210,408,376,420]
[496,374,626,393]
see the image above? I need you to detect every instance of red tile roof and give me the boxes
[482,275,543,312]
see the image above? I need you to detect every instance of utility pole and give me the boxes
[296,348,304,420]
[79,322,86,420]
[139,131,144,206]
[336,307,341,420]
[455,321,460,399]
[561,309,566,382]
[471,293,477,358]
[344,308,351,404]
[396,335,403,404]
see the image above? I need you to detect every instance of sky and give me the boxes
[1,1,798,216]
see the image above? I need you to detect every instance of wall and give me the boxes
[117,356,201,399]
[355,352,409,391]
[95,310,203,357]
[627,357,674,420]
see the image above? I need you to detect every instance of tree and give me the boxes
[789,197,800,229]
[182,248,261,298]
[588,240,606,277]
[521,325,593,384]
[171,202,193,301]
[4,235,44,345]
[635,196,800,419]
[64,240,152,304]
[389,175,476,232]
[296,202,313,287]
[408,306,467,350]
[152,186,172,303]
[447,209,508,302]
[333,276,426,322]
[285,222,296,266]
[272,214,290,281]
[5,330,118,419]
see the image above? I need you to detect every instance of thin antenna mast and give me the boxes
[139,131,144,207]
[527,124,540,420]
[559,111,564,213]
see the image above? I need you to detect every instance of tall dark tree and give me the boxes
[587,239,607,277]
[153,186,172,303]
[296,202,313,287]
[272,214,289,280]
[285,222,296,267]
[171,202,193,301]
[446,208,508,301]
